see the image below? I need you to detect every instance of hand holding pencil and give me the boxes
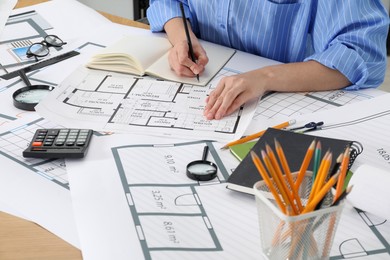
[161,2,207,81]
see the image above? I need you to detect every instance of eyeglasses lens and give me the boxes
[45,35,64,47]
[28,43,49,57]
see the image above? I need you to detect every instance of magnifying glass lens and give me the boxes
[187,163,216,174]
[186,160,218,181]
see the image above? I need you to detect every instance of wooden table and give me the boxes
[0,1,149,259]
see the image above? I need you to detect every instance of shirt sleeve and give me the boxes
[305,1,389,90]
[147,0,194,33]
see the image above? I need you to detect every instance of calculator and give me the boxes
[23,128,93,159]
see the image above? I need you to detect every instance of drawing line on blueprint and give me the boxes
[255,90,375,121]
[112,140,230,260]
[57,68,244,134]
[0,117,69,189]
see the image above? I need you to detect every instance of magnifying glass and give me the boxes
[186,145,218,181]
[12,70,54,111]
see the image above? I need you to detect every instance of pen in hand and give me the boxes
[179,2,199,82]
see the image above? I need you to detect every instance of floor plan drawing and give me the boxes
[0,116,69,189]
[113,140,390,260]
[110,139,257,259]
[36,66,256,141]
[0,115,81,247]
[65,132,390,259]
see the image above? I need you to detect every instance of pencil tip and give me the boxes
[220,145,228,150]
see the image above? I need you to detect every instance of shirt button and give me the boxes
[220,24,225,29]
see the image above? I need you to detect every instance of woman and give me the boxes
[147,1,389,120]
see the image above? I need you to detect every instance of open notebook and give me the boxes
[86,34,236,86]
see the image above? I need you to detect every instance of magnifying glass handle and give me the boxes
[202,145,209,161]
[18,70,32,86]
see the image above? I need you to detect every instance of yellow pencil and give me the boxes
[266,144,299,215]
[251,151,287,214]
[302,172,340,214]
[262,150,297,215]
[221,119,296,149]
[294,140,316,191]
[308,151,332,203]
[334,146,350,202]
[275,139,303,212]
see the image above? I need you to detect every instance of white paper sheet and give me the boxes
[66,134,262,260]
[0,0,17,38]
[348,164,390,220]
[66,132,390,259]
[0,115,80,247]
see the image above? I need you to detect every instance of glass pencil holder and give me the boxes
[253,172,345,260]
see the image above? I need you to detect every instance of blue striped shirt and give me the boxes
[147,0,389,89]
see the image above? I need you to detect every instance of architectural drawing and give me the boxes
[105,138,390,259]
[36,66,256,141]
[0,117,69,189]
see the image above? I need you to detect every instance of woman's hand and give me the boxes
[168,38,208,78]
[164,17,208,78]
[204,60,351,120]
[204,70,267,120]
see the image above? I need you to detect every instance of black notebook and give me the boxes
[226,128,362,195]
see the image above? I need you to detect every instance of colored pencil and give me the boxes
[221,119,296,149]
[266,144,299,215]
[334,146,350,202]
[302,172,340,214]
[275,139,303,212]
[294,140,316,191]
[262,150,297,215]
[251,151,287,214]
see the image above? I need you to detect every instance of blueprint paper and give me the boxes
[10,0,112,41]
[0,6,130,126]
[66,132,390,259]
[66,134,262,260]
[0,0,17,38]
[274,93,390,171]
[0,0,111,76]
[35,64,257,142]
[0,115,80,248]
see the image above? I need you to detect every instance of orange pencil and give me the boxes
[275,139,303,212]
[221,119,296,149]
[262,150,297,215]
[294,140,316,191]
[251,151,287,214]
[266,144,299,215]
[303,172,340,214]
[334,146,350,202]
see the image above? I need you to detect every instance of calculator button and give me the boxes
[47,129,59,135]
[76,141,85,146]
[66,141,75,146]
[32,141,43,147]
[55,141,65,146]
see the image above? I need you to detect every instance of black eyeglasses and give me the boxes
[26,35,67,61]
